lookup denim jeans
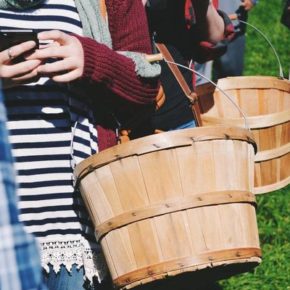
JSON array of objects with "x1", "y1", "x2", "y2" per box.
[
  {"x1": 43, "y1": 264, "x2": 112, "y2": 290},
  {"x1": 172, "y1": 120, "x2": 196, "y2": 130}
]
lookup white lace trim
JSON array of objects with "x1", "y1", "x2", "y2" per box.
[{"x1": 39, "y1": 237, "x2": 108, "y2": 283}]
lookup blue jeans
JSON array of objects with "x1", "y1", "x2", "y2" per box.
[
  {"x1": 172, "y1": 120, "x2": 196, "y2": 130},
  {"x1": 43, "y1": 264, "x2": 112, "y2": 290}
]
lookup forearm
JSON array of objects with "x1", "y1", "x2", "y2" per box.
[
  {"x1": 204, "y1": 3, "x2": 225, "y2": 43},
  {"x1": 191, "y1": 9, "x2": 235, "y2": 63},
  {"x1": 76, "y1": 36, "x2": 158, "y2": 105},
  {"x1": 194, "y1": 1, "x2": 225, "y2": 43},
  {"x1": 77, "y1": 0, "x2": 159, "y2": 105}
]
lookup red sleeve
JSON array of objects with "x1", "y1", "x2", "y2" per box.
[
  {"x1": 75, "y1": 0, "x2": 159, "y2": 105},
  {"x1": 212, "y1": 0, "x2": 219, "y2": 8}
]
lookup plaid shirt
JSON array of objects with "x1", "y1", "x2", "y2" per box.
[{"x1": 0, "y1": 90, "x2": 46, "y2": 290}]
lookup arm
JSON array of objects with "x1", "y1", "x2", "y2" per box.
[
  {"x1": 191, "y1": 0, "x2": 225, "y2": 43},
  {"x1": 190, "y1": 9, "x2": 235, "y2": 63},
  {"x1": 29, "y1": 0, "x2": 159, "y2": 105},
  {"x1": 204, "y1": 2, "x2": 225, "y2": 43},
  {"x1": 78, "y1": 0, "x2": 159, "y2": 105}
]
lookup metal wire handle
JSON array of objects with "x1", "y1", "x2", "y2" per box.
[
  {"x1": 164, "y1": 59, "x2": 250, "y2": 130},
  {"x1": 229, "y1": 14, "x2": 285, "y2": 79},
  {"x1": 145, "y1": 53, "x2": 250, "y2": 129}
]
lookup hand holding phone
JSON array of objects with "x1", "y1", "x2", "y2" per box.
[
  {"x1": 0, "y1": 30, "x2": 42, "y2": 88},
  {"x1": 0, "y1": 29, "x2": 39, "y2": 51},
  {"x1": 0, "y1": 29, "x2": 39, "y2": 63}
]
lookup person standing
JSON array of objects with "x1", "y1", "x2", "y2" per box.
[
  {"x1": 194, "y1": 0, "x2": 219, "y2": 86},
  {"x1": 0, "y1": 1, "x2": 159, "y2": 289},
  {"x1": 213, "y1": 0, "x2": 257, "y2": 79},
  {"x1": 142, "y1": 0, "x2": 234, "y2": 132}
]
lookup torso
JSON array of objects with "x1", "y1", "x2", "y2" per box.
[{"x1": 0, "y1": 0, "x2": 104, "y2": 278}]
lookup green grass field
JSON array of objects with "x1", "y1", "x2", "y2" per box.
[
  {"x1": 243, "y1": 0, "x2": 289, "y2": 78},
  {"x1": 218, "y1": 1, "x2": 290, "y2": 289}
]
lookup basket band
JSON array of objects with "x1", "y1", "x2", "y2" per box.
[
  {"x1": 254, "y1": 142, "x2": 290, "y2": 162},
  {"x1": 95, "y1": 190, "x2": 256, "y2": 241},
  {"x1": 113, "y1": 247, "x2": 262, "y2": 288},
  {"x1": 202, "y1": 109, "x2": 290, "y2": 129},
  {"x1": 254, "y1": 176, "x2": 290, "y2": 195}
]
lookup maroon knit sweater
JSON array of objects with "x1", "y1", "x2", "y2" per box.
[{"x1": 75, "y1": 0, "x2": 159, "y2": 151}]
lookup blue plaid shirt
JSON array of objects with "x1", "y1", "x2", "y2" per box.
[{"x1": 0, "y1": 89, "x2": 46, "y2": 290}]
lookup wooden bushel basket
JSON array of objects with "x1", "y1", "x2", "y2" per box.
[
  {"x1": 75, "y1": 126, "x2": 261, "y2": 289},
  {"x1": 198, "y1": 76, "x2": 290, "y2": 195}
]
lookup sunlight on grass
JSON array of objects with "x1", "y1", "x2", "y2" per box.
[
  {"x1": 243, "y1": 0, "x2": 289, "y2": 77},
  {"x1": 220, "y1": 185, "x2": 290, "y2": 290},
  {"x1": 218, "y1": 1, "x2": 290, "y2": 289}
]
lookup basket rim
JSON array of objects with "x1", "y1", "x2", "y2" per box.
[
  {"x1": 202, "y1": 109, "x2": 290, "y2": 129},
  {"x1": 216, "y1": 76, "x2": 290, "y2": 92},
  {"x1": 74, "y1": 126, "x2": 256, "y2": 184}
]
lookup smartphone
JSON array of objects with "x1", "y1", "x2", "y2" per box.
[
  {"x1": 0, "y1": 29, "x2": 39, "y2": 51},
  {"x1": 0, "y1": 29, "x2": 39, "y2": 62}
]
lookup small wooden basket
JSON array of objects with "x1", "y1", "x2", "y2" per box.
[
  {"x1": 198, "y1": 76, "x2": 290, "y2": 195},
  {"x1": 75, "y1": 126, "x2": 261, "y2": 289}
]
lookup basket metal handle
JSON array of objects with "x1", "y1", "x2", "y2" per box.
[{"x1": 229, "y1": 13, "x2": 285, "y2": 79}]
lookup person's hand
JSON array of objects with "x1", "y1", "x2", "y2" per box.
[
  {"x1": 0, "y1": 41, "x2": 41, "y2": 89},
  {"x1": 27, "y1": 30, "x2": 84, "y2": 83},
  {"x1": 241, "y1": 0, "x2": 255, "y2": 11}
]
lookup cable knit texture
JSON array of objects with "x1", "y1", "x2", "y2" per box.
[
  {"x1": 76, "y1": 0, "x2": 158, "y2": 103},
  {"x1": 74, "y1": 0, "x2": 158, "y2": 150}
]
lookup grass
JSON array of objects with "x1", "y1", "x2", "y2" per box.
[
  {"x1": 218, "y1": 1, "x2": 290, "y2": 289},
  {"x1": 243, "y1": 0, "x2": 289, "y2": 77},
  {"x1": 219, "y1": 186, "x2": 290, "y2": 290}
]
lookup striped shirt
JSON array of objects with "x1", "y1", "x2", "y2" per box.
[{"x1": 1, "y1": 0, "x2": 106, "y2": 282}]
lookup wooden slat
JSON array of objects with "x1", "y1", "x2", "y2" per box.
[{"x1": 137, "y1": 149, "x2": 183, "y2": 204}]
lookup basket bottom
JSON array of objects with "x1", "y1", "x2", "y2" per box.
[{"x1": 119, "y1": 257, "x2": 261, "y2": 290}]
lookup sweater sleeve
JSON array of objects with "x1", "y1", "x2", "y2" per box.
[{"x1": 75, "y1": 0, "x2": 159, "y2": 105}]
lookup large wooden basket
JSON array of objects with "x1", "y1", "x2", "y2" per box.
[
  {"x1": 198, "y1": 76, "x2": 290, "y2": 195},
  {"x1": 75, "y1": 126, "x2": 261, "y2": 289}
]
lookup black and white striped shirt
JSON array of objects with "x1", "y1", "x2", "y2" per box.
[{"x1": 1, "y1": 0, "x2": 105, "y2": 281}]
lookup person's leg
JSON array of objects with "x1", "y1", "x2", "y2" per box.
[{"x1": 213, "y1": 34, "x2": 246, "y2": 80}]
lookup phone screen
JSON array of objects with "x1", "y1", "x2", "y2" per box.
[{"x1": 0, "y1": 29, "x2": 39, "y2": 52}]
